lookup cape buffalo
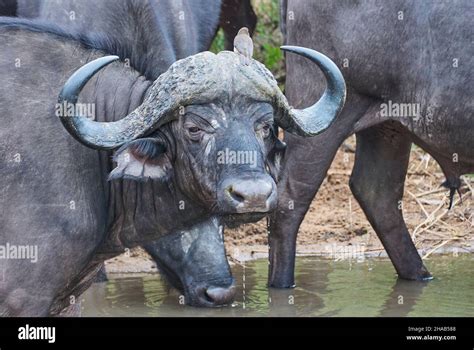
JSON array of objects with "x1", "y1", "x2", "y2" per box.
[
  {"x1": 13, "y1": 0, "x2": 258, "y2": 303},
  {"x1": 270, "y1": 0, "x2": 473, "y2": 288},
  {"x1": 0, "y1": 17, "x2": 345, "y2": 315}
]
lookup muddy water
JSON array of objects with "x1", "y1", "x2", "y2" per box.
[{"x1": 82, "y1": 255, "x2": 474, "y2": 317}]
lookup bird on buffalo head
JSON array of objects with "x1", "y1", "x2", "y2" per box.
[{"x1": 233, "y1": 27, "x2": 253, "y2": 65}]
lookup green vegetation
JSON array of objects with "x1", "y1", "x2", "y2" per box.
[
  {"x1": 252, "y1": 0, "x2": 284, "y2": 77},
  {"x1": 210, "y1": 29, "x2": 225, "y2": 53}
]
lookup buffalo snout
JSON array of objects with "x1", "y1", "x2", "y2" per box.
[
  {"x1": 219, "y1": 175, "x2": 277, "y2": 213},
  {"x1": 192, "y1": 283, "x2": 236, "y2": 307}
]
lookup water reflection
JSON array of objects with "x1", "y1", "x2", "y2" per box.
[
  {"x1": 82, "y1": 255, "x2": 474, "y2": 317},
  {"x1": 379, "y1": 279, "x2": 429, "y2": 317}
]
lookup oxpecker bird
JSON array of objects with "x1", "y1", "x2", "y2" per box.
[{"x1": 233, "y1": 27, "x2": 253, "y2": 65}]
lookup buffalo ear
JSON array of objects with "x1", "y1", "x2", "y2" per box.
[{"x1": 108, "y1": 138, "x2": 171, "y2": 181}]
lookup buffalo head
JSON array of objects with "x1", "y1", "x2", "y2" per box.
[
  {"x1": 58, "y1": 46, "x2": 345, "y2": 217},
  {"x1": 56, "y1": 46, "x2": 346, "y2": 306}
]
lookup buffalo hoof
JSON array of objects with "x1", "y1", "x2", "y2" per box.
[{"x1": 398, "y1": 265, "x2": 433, "y2": 281}]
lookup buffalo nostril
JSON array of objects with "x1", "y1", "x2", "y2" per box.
[
  {"x1": 227, "y1": 185, "x2": 246, "y2": 203},
  {"x1": 205, "y1": 285, "x2": 236, "y2": 305}
]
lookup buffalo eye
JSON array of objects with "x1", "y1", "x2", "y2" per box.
[
  {"x1": 260, "y1": 123, "x2": 272, "y2": 139},
  {"x1": 188, "y1": 126, "x2": 200, "y2": 133},
  {"x1": 185, "y1": 125, "x2": 203, "y2": 141}
]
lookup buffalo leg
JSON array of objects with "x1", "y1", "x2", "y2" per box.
[
  {"x1": 268, "y1": 131, "x2": 345, "y2": 288},
  {"x1": 268, "y1": 94, "x2": 375, "y2": 288},
  {"x1": 349, "y1": 123, "x2": 431, "y2": 280}
]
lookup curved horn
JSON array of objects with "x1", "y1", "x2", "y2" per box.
[
  {"x1": 277, "y1": 46, "x2": 346, "y2": 136},
  {"x1": 58, "y1": 56, "x2": 123, "y2": 149},
  {"x1": 58, "y1": 52, "x2": 224, "y2": 151},
  {"x1": 58, "y1": 56, "x2": 159, "y2": 150}
]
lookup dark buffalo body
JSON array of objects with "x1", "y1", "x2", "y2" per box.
[
  {"x1": 0, "y1": 0, "x2": 16, "y2": 16},
  {"x1": 0, "y1": 0, "x2": 233, "y2": 314},
  {"x1": 0, "y1": 0, "x2": 346, "y2": 315},
  {"x1": 12, "y1": 0, "x2": 238, "y2": 310},
  {"x1": 16, "y1": 0, "x2": 258, "y2": 58},
  {"x1": 11, "y1": 0, "x2": 259, "y2": 309},
  {"x1": 271, "y1": 0, "x2": 473, "y2": 288},
  {"x1": 17, "y1": 0, "x2": 221, "y2": 80}
]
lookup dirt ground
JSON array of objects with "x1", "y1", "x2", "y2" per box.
[{"x1": 105, "y1": 136, "x2": 474, "y2": 272}]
